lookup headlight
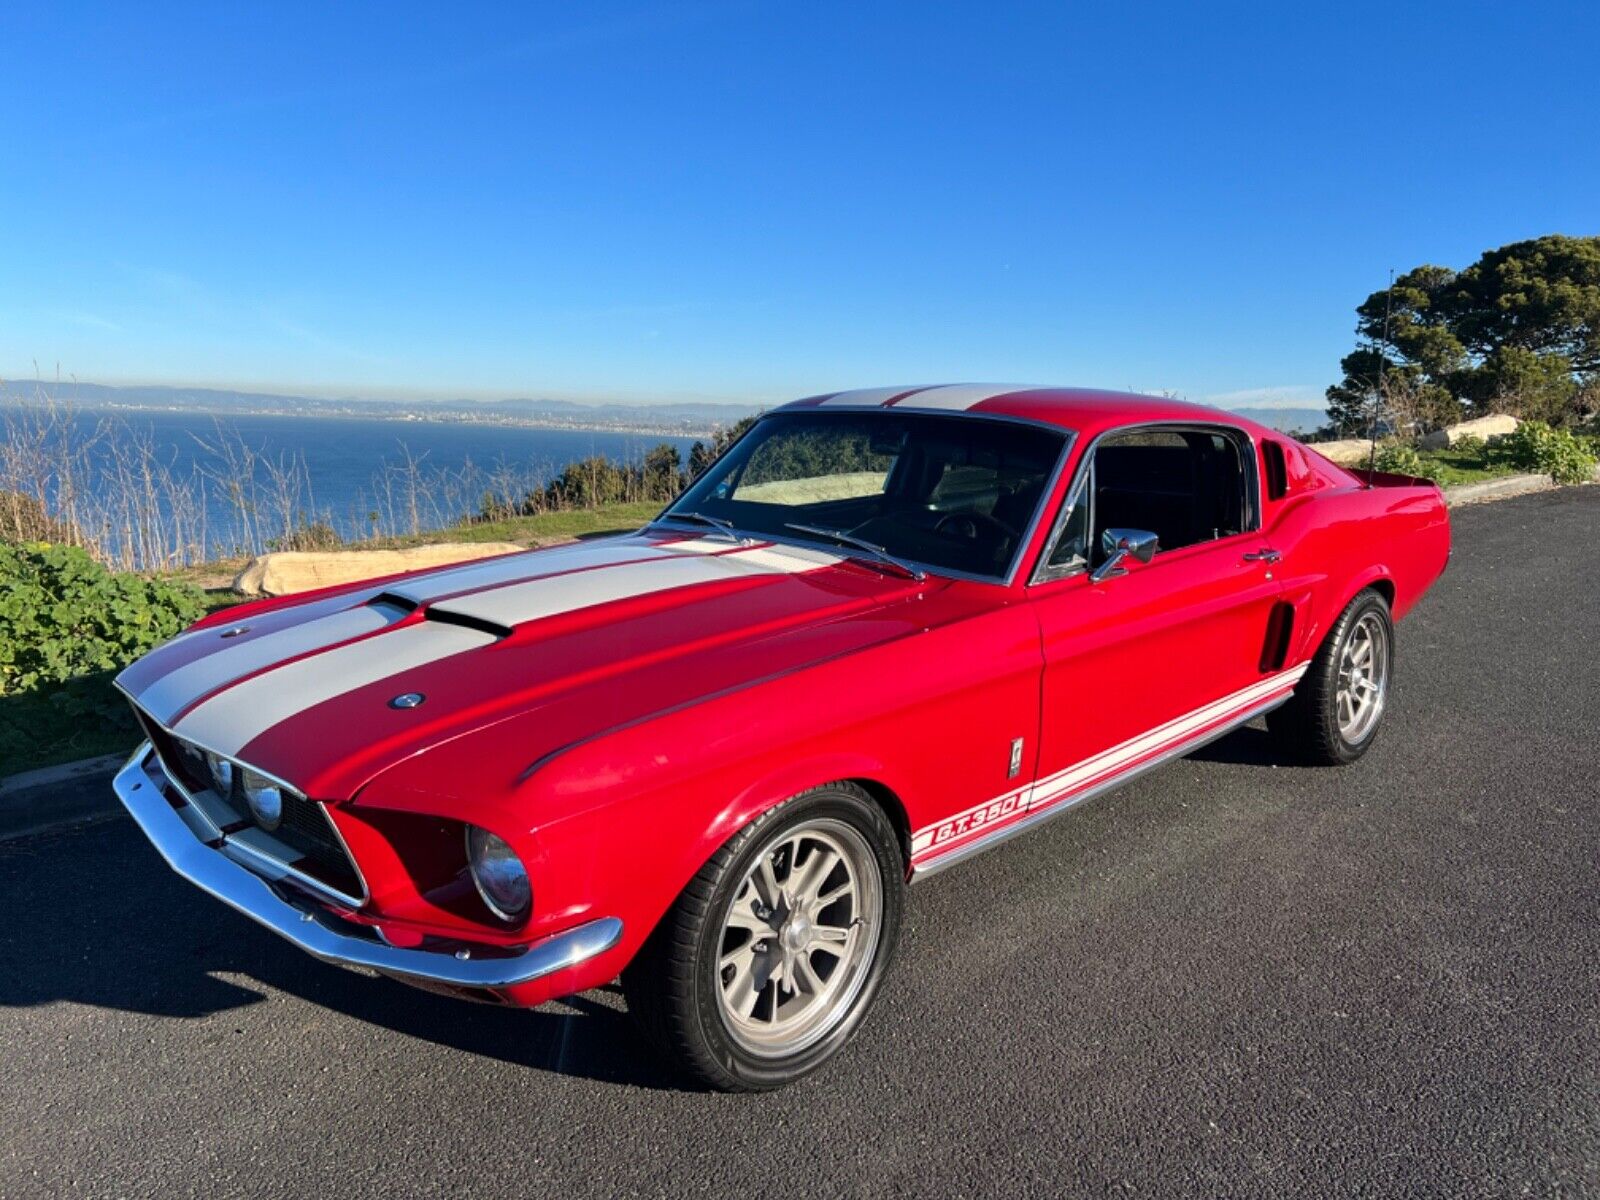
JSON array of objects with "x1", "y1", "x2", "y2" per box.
[
  {"x1": 240, "y1": 768, "x2": 284, "y2": 831},
  {"x1": 465, "y1": 825, "x2": 530, "y2": 922},
  {"x1": 203, "y1": 750, "x2": 235, "y2": 796}
]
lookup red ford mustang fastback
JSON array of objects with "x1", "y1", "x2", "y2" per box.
[{"x1": 112, "y1": 385, "x2": 1450, "y2": 1089}]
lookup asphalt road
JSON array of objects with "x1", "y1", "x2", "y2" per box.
[{"x1": 3, "y1": 487, "x2": 1597, "y2": 1199}]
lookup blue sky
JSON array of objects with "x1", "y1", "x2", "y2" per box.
[{"x1": 3, "y1": 2, "x2": 1597, "y2": 410}]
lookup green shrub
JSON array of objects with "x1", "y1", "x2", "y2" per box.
[
  {"x1": 1372, "y1": 441, "x2": 1441, "y2": 481},
  {"x1": 1487, "y1": 421, "x2": 1598, "y2": 485},
  {"x1": 0, "y1": 541, "x2": 205, "y2": 693},
  {"x1": 0, "y1": 543, "x2": 205, "y2": 768},
  {"x1": 1450, "y1": 433, "x2": 1487, "y2": 460}
]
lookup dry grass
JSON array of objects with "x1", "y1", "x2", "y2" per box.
[{"x1": 1, "y1": 380, "x2": 672, "y2": 575}]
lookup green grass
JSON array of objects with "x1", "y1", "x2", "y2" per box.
[
  {"x1": 388, "y1": 501, "x2": 662, "y2": 547},
  {"x1": 1415, "y1": 448, "x2": 1520, "y2": 487}
]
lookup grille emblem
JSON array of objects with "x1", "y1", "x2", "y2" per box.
[{"x1": 389, "y1": 692, "x2": 426, "y2": 709}]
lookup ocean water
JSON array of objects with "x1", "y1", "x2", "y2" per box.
[{"x1": 14, "y1": 409, "x2": 700, "y2": 552}]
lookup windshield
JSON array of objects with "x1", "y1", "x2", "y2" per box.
[{"x1": 663, "y1": 411, "x2": 1069, "y2": 580}]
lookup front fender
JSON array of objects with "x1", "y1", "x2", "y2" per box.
[{"x1": 352, "y1": 596, "x2": 1040, "y2": 1002}]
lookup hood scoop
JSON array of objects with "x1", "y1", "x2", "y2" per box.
[
  {"x1": 370, "y1": 592, "x2": 512, "y2": 640},
  {"x1": 419, "y1": 605, "x2": 514, "y2": 640}
]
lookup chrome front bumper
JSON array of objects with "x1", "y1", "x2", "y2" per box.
[{"x1": 112, "y1": 744, "x2": 622, "y2": 991}]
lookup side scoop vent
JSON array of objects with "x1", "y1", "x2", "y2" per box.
[{"x1": 1259, "y1": 601, "x2": 1296, "y2": 672}]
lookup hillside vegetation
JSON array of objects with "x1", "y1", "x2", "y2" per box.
[{"x1": 1324, "y1": 235, "x2": 1600, "y2": 438}]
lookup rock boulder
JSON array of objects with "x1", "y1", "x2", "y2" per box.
[{"x1": 234, "y1": 543, "x2": 525, "y2": 597}]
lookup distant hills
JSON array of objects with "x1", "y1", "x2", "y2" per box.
[
  {"x1": 1224, "y1": 406, "x2": 1327, "y2": 434},
  {"x1": 0, "y1": 380, "x2": 756, "y2": 437},
  {"x1": 0, "y1": 380, "x2": 1327, "y2": 438}
]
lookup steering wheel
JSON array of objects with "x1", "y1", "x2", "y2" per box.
[{"x1": 934, "y1": 511, "x2": 1017, "y2": 542}]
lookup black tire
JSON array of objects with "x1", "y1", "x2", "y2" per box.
[
  {"x1": 1267, "y1": 588, "x2": 1394, "y2": 765},
  {"x1": 622, "y1": 782, "x2": 904, "y2": 1091}
]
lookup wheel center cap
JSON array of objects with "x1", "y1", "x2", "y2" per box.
[{"x1": 781, "y1": 917, "x2": 811, "y2": 951}]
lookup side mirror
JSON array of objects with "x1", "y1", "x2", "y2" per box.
[{"x1": 1090, "y1": 527, "x2": 1159, "y2": 583}]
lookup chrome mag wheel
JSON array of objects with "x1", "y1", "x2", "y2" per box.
[
  {"x1": 714, "y1": 819, "x2": 883, "y2": 1058},
  {"x1": 1337, "y1": 610, "x2": 1390, "y2": 743}
]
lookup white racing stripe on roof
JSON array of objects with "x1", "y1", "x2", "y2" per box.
[
  {"x1": 816, "y1": 386, "x2": 923, "y2": 407},
  {"x1": 890, "y1": 384, "x2": 1035, "y2": 410},
  {"x1": 136, "y1": 603, "x2": 401, "y2": 726},
  {"x1": 174, "y1": 621, "x2": 498, "y2": 758}
]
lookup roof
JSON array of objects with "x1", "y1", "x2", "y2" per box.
[{"x1": 779, "y1": 384, "x2": 1273, "y2": 442}]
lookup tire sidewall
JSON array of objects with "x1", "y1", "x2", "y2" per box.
[
  {"x1": 687, "y1": 789, "x2": 904, "y2": 1090},
  {"x1": 1320, "y1": 591, "x2": 1394, "y2": 761}
]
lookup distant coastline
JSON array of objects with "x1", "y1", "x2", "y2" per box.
[
  {"x1": 17, "y1": 402, "x2": 732, "y2": 440},
  {"x1": 0, "y1": 379, "x2": 1326, "y2": 438},
  {"x1": 0, "y1": 380, "x2": 758, "y2": 440}
]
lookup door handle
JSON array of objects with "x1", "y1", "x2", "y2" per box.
[{"x1": 1243, "y1": 548, "x2": 1282, "y2": 564}]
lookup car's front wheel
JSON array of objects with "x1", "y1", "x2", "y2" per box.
[
  {"x1": 623, "y1": 783, "x2": 904, "y2": 1091},
  {"x1": 1268, "y1": 587, "x2": 1394, "y2": 764}
]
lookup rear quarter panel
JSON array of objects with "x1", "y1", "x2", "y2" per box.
[{"x1": 1266, "y1": 457, "x2": 1451, "y2": 663}]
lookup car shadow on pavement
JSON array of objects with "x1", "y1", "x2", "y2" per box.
[
  {"x1": 0, "y1": 821, "x2": 700, "y2": 1092},
  {"x1": 1183, "y1": 723, "x2": 1293, "y2": 767}
]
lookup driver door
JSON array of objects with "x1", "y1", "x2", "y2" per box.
[{"x1": 1024, "y1": 425, "x2": 1288, "y2": 814}]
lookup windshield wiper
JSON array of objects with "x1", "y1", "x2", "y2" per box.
[
  {"x1": 784, "y1": 523, "x2": 926, "y2": 582},
  {"x1": 654, "y1": 510, "x2": 749, "y2": 545}
]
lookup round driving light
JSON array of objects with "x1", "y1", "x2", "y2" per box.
[
  {"x1": 240, "y1": 769, "x2": 284, "y2": 831},
  {"x1": 465, "y1": 826, "x2": 531, "y2": 922},
  {"x1": 203, "y1": 750, "x2": 235, "y2": 796}
]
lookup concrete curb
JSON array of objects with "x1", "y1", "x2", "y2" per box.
[
  {"x1": 1442, "y1": 473, "x2": 1554, "y2": 506},
  {"x1": 0, "y1": 752, "x2": 127, "y2": 798},
  {"x1": 0, "y1": 752, "x2": 129, "y2": 841}
]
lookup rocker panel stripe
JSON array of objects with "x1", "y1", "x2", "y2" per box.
[{"x1": 909, "y1": 664, "x2": 1309, "y2": 860}]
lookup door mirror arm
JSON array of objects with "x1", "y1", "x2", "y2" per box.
[{"x1": 1090, "y1": 528, "x2": 1159, "y2": 583}]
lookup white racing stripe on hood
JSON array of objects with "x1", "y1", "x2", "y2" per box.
[
  {"x1": 387, "y1": 539, "x2": 664, "y2": 604},
  {"x1": 728, "y1": 544, "x2": 843, "y2": 571},
  {"x1": 174, "y1": 621, "x2": 498, "y2": 758},
  {"x1": 426, "y1": 542, "x2": 835, "y2": 629},
  {"x1": 136, "y1": 603, "x2": 402, "y2": 726},
  {"x1": 384, "y1": 535, "x2": 744, "y2": 606},
  {"x1": 154, "y1": 538, "x2": 837, "y2": 757}
]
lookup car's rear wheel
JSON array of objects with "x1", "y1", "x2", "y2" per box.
[
  {"x1": 1268, "y1": 587, "x2": 1394, "y2": 765},
  {"x1": 622, "y1": 783, "x2": 904, "y2": 1091}
]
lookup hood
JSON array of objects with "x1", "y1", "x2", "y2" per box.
[{"x1": 117, "y1": 532, "x2": 940, "y2": 799}]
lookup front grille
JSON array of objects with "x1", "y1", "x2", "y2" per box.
[
  {"x1": 272, "y1": 793, "x2": 361, "y2": 889},
  {"x1": 130, "y1": 701, "x2": 366, "y2": 904}
]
